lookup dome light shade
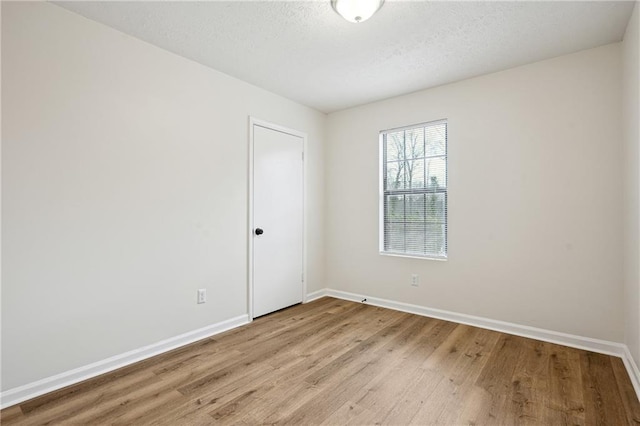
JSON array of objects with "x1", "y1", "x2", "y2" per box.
[{"x1": 331, "y1": 0, "x2": 385, "y2": 23}]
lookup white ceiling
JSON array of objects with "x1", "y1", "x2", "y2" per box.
[{"x1": 54, "y1": 1, "x2": 636, "y2": 113}]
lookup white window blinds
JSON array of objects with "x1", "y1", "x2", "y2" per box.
[{"x1": 380, "y1": 120, "x2": 447, "y2": 259}]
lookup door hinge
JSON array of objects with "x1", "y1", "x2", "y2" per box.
[
  {"x1": 302, "y1": 151, "x2": 304, "y2": 161},
  {"x1": 301, "y1": 273, "x2": 304, "y2": 282}
]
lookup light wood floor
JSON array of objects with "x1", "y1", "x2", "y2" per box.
[{"x1": 2, "y1": 297, "x2": 640, "y2": 425}]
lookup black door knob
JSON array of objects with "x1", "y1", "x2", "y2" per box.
[{"x1": 255, "y1": 228, "x2": 264, "y2": 235}]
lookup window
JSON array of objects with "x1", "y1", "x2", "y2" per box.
[{"x1": 380, "y1": 120, "x2": 447, "y2": 259}]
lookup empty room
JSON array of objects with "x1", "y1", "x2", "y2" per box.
[{"x1": 2, "y1": 0, "x2": 640, "y2": 424}]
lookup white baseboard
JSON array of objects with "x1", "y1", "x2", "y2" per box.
[
  {"x1": 622, "y1": 345, "x2": 640, "y2": 400},
  {"x1": 0, "y1": 314, "x2": 250, "y2": 410},
  {"x1": 310, "y1": 288, "x2": 640, "y2": 401},
  {"x1": 4, "y1": 290, "x2": 639, "y2": 410},
  {"x1": 305, "y1": 289, "x2": 329, "y2": 302}
]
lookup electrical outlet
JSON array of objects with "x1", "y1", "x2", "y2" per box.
[
  {"x1": 197, "y1": 289, "x2": 207, "y2": 304},
  {"x1": 411, "y1": 274, "x2": 419, "y2": 287}
]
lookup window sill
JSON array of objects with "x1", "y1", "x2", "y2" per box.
[{"x1": 379, "y1": 251, "x2": 448, "y2": 261}]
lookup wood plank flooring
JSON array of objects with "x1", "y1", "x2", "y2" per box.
[{"x1": 2, "y1": 297, "x2": 640, "y2": 425}]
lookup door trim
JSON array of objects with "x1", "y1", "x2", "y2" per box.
[{"x1": 248, "y1": 117, "x2": 307, "y2": 321}]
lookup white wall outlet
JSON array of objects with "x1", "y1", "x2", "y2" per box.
[
  {"x1": 197, "y1": 289, "x2": 206, "y2": 304},
  {"x1": 411, "y1": 274, "x2": 419, "y2": 287}
]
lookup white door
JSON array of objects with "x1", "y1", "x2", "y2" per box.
[{"x1": 252, "y1": 123, "x2": 304, "y2": 318}]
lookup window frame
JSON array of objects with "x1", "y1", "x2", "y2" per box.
[{"x1": 379, "y1": 119, "x2": 448, "y2": 260}]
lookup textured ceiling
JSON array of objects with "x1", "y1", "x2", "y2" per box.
[{"x1": 54, "y1": 1, "x2": 635, "y2": 113}]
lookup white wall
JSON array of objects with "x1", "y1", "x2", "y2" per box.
[
  {"x1": 623, "y1": 3, "x2": 640, "y2": 366},
  {"x1": 326, "y1": 44, "x2": 624, "y2": 342},
  {"x1": 1, "y1": 2, "x2": 325, "y2": 391}
]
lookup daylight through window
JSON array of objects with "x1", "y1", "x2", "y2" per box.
[{"x1": 380, "y1": 120, "x2": 447, "y2": 259}]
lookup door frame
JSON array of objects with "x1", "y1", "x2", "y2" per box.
[{"x1": 248, "y1": 117, "x2": 308, "y2": 321}]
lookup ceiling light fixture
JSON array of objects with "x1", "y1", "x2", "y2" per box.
[{"x1": 331, "y1": 0, "x2": 384, "y2": 23}]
